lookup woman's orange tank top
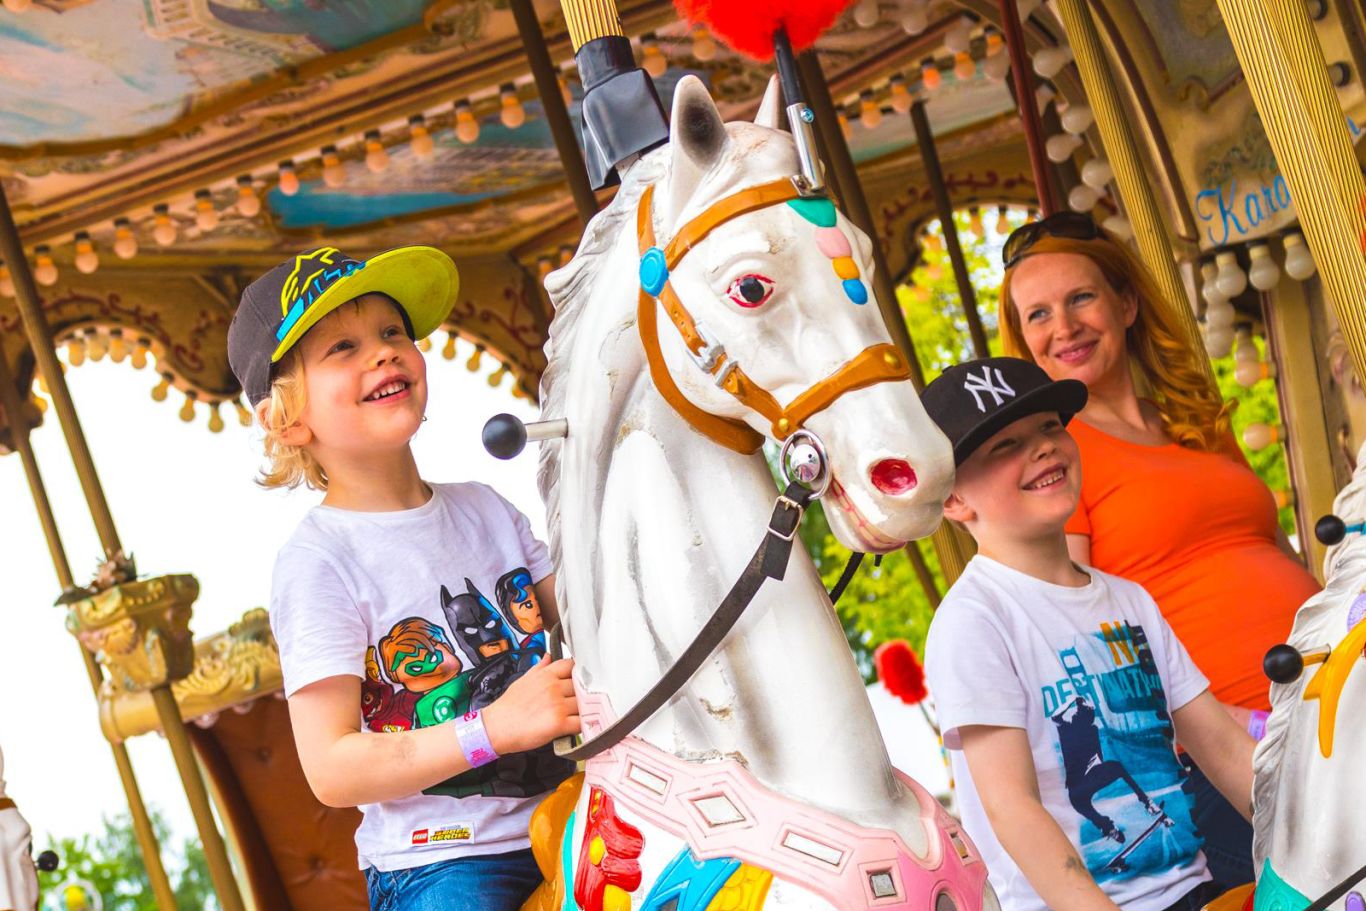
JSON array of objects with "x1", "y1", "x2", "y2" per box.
[{"x1": 1065, "y1": 418, "x2": 1320, "y2": 710}]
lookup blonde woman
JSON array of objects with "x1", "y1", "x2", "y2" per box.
[{"x1": 997, "y1": 213, "x2": 1319, "y2": 889}]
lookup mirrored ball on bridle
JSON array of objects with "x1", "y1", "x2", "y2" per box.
[{"x1": 787, "y1": 443, "x2": 823, "y2": 485}]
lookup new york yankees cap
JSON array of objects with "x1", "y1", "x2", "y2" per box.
[
  {"x1": 921, "y1": 357, "x2": 1088, "y2": 466},
  {"x1": 228, "y1": 245, "x2": 459, "y2": 406}
]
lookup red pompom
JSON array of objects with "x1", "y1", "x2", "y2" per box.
[
  {"x1": 673, "y1": 0, "x2": 854, "y2": 60},
  {"x1": 875, "y1": 640, "x2": 928, "y2": 705}
]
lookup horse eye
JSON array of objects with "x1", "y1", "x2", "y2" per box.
[{"x1": 728, "y1": 274, "x2": 774, "y2": 309}]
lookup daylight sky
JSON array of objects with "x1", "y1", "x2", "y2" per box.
[{"x1": 0, "y1": 346, "x2": 944, "y2": 855}]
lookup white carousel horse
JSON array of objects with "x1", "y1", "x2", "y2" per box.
[
  {"x1": 531, "y1": 74, "x2": 994, "y2": 911},
  {"x1": 1245, "y1": 442, "x2": 1366, "y2": 911},
  {"x1": 0, "y1": 745, "x2": 39, "y2": 911}
]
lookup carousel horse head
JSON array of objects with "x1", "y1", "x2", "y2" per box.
[
  {"x1": 1248, "y1": 440, "x2": 1366, "y2": 911},
  {"x1": 0, "y1": 744, "x2": 40, "y2": 911},
  {"x1": 632, "y1": 74, "x2": 953, "y2": 551}
]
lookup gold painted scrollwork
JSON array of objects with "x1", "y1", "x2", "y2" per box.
[{"x1": 66, "y1": 574, "x2": 199, "y2": 693}]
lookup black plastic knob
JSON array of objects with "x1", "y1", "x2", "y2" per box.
[
  {"x1": 36, "y1": 849, "x2": 59, "y2": 872},
  {"x1": 1264, "y1": 643, "x2": 1306, "y2": 684},
  {"x1": 482, "y1": 413, "x2": 528, "y2": 460},
  {"x1": 1316, "y1": 514, "x2": 1347, "y2": 545}
]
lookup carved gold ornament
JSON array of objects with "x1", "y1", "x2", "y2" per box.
[{"x1": 66, "y1": 574, "x2": 199, "y2": 692}]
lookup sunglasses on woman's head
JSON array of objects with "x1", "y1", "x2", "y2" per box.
[{"x1": 1002, "y1": 212, "x2": 1102, "y2": 270}]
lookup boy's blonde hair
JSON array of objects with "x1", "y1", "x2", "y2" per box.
[{"x1": 256, "y1": 350, "x2": 329, "y2": 490}]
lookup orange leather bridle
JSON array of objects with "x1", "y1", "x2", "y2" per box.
[{"x1": 636, "y1": 178, "x2": 911, "y2": 455}]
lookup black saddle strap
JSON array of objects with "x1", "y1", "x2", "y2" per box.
[
  {"x1": 552, "y1": 482, "x2": 814, "y2": 761},
  {"x1": 1305, "y1": 861, "x2": 1366, "y2": 911}
]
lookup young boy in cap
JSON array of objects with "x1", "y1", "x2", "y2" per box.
[
  {"x1": 920, "y1": 357, "x2": 1255, "y2": 911},
  {"x1": 228, "y1": 246, "x2": 579, "y2": 911}
]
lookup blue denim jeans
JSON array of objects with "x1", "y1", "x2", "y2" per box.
[
  {"x1": 364, "y1": 848, "x2": 543, "y2": 911},
  {"x1": 1161, "y1": 879, "x2": 1226, "y2": 911},
  {"x1": 1182, "y1": 755, "x2": 1255, "y2": 888}
]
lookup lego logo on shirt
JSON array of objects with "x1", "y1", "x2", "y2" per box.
[{"x1": 411, "y1": 823, "x2": 473, "y2": 847}]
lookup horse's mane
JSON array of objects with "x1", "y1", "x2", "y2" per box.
[
  {"x1": 536, "y1": 151, "x2": 668, "y2": 581},
  {"x1": 1251, "y1": 446, "x2": 1366, "y2": 863}
]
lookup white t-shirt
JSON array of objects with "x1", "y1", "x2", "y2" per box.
[
  {"x1": 270, "y1": 481, "x2": 568, "y2": 872},
  {"x1": 925, "y1": 555, "x2": 1212, "y2": 911}
]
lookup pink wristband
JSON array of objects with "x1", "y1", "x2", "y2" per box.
[
  {"x1": 455, "y1": 710, "x2": 499, "y2": 768},
  {"x1": 1247, "y1": 709, "x2": 1269, "y2": 741}
]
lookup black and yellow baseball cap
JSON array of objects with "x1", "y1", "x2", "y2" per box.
[{"x1": 228, "y1": 245, "x2": 459, "y2": 405}]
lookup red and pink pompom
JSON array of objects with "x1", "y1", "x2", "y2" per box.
[
  {"x1": 875, "y1": 639, "x2": 928, "y2": 705},
  {"x1": 672, "y1": 0, "x2": 854, "y2": 60}
]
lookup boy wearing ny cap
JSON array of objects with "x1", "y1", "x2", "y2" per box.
[
  {"x1": 228, "y1": 246, "x2": 579, "y2": 911},
  {"x1": 920, "y1": 357, "x2": 1254, "y2": 911}
]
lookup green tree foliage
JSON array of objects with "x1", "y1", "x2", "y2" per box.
[
  {"x1": 37, "y1": 809, "x2": 217, "y2": 911},
  {"x1": 803, "y1": 207, "x2": 1299, "y2": 679}
]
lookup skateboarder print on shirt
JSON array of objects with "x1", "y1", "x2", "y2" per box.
[{"x1": 1051, "y1": 695, "x2": 1173, "y2": 855}]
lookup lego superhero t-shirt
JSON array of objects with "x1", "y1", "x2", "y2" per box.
[
  {"x1": 925, "y1": 556, "x2": 1212, "y2": 911},
  {"x1": 270, "y1": 481, "x2": 569, "y2": 872}
]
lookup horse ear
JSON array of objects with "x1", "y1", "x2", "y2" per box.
[
  {"x1": 755, "y1": 75, "x2": 783, "y2": 129},
  {"x1": 668, "y1": 75, "x2": 728, "y2": 225}
]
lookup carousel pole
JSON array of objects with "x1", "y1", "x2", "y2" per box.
[
  {"x1": 0, "y1": 345, "x2": 178, "y2": 911},
  {"x1": 1053, "y1": 0, "x2": 1213, "y2": 386},
  {"x1": 1214, "y1": 0, "x2": 1366, "y2": 379},
  {"x1": 509, "y1": 0, "x2": 598, "y2": 226},
  {"x1": 795, "y1": 51, "x2": 971, "y2": 583},
  {"x1": 796, "y1": 51, "x2": 921, "y2": 380},
  {"x1": 998, "y1": 0, "x2": 1057, "y2": 215},
  {"x1": 909, "y1": 100, "x2": 990, "y2": 359},
  {"x1": 0, "y1": 191, "x2": 247, "y2": 911}
]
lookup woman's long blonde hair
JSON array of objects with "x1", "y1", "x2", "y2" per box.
[
  {"x1": 255, "y1": 351, "x2": 329, "y2": 490},
  {"x1": 999, "y1": 231, "x2": 1231, "y2": 451}
]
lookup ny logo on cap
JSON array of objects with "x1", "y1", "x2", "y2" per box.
[{"x1": 963, "y1": 366, "x2": 1016, "y2": 413}]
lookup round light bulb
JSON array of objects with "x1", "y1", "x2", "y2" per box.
[
  {"x1": 1200, "y1": 262, "x2": 1226, "y2": 308},
  {"x1": 1045, "y1": 133, "x2": 1082, "y2": 162},
  {"x1": 1068, "y1": 184, "x2": 1100, "y2": 212},
  {"x1": 277, "y1": 161, "x2": 300, "y2": 196},
  {"x1": 1205, "y1": 298, "x2": 1236, "y2": 329},
  {"x1": 986, "y1": 31, "x2": 1004, "y2": 57},
  {"x1": 984, "y1": 50, "x2": 1011, "y2": 81},
  {"x1": 499, "y1": 85, "x2": 525, "y2": 129},
  {"x1": 921, "y1": 59, "x2": 942, "y2": 91},
  {"x1": 442, "y1": 333, "x2": 457, "y2": 360},
  {"x1": 153, "y1": 208, "x2": 177, "y2": 246},
  {"x1": 195, "y1": 191, "x2": 219, "y2": 232},
  {"x1": 995, "y1": 206, "x2": 1011, "y2": 235},
  {"x1": 1035, "y1": 83, "x2": 1056, "y2": 112},
  {"x1": 454, "y1": 102, "x2": 480, "y2": 144},
  {"x1": 130, "y1": 339, "x2": 149, "y2": 370},
  {"x1": 466, "y1": 346, "x2": 483, "y2": 372},
  {"x1": 0, "y1": 264, "x2": 12, "y2": 297},
  {"x1": 151, "y1": 375, "x2": 170, "y2": 402},
  {"x1": 1247, "y1": 243, "x2": 1280, "y2": 291},
  {"x1": 901, "y1": 6, "x2": 929, "y2": 34},
  {"x1": 1235, "y1": 359, "x2": 1273, "y2": 387},
  {"x1": 488, "y1": 364, "x2": 508, "y2": 388},
  {"x1": 108, "y1": 330, "x2": 127, "y2": 363},
  {"x1": 85, "y1": 330, "x2": 107, "y2": 361},
  {"x1": 363, "y1": 131, "x2": 389, "y2": 173},
  {"x1": 235, "y1": 398, "x2": 252, "y2": 426},
  {"x1": 1242, "y1": 422, "x2": 1279, "y2": 451},
  {"x1": 67, "y1": 338, "x2": 86, "y2": 367},
  {"x1": 969, "y1": 207, "x2": 985, "y2": 237},
  {"x1": 208, "y1": 403, "x2": 225, "y2": 433},
  {"x1": 1081, "y1": 158, "x2": 1113, "y2": 189},
  {"x1": 954, "y1": 52, "x2": 976, "y2": 81},
  {"x1": 859, "y1": 92, "x2": 882, "y2": 129},
  {"x1": 1282, "y1": 232, "x2": 1316, "y2": 280},
  {"x1": 853, "y1": 0, "x2": 880, "y2": 29},
  {"x1": 889, "y1": 77, "x2": 912, "y2": 114},
  {"x1": 409, "y1": 116, "x2": 435, "y2": 160},
  {"x1": 112, "y1": 219, "x2": 138, "y2": 259},
  {"x1": 1234, "y1": 327, "x2": 1257, "y2": 361},
  {"x1": 945, "y1": 16, "x2": 974, "y2": 54},
  {"x1": 1215, "y1": 250, "x2": 1247, "y2": 298},
  {"x1": 1033, "y1": 45, "x2": 1073, "y2": 79},
  {"x1": 1060, "y1": 103, "x2": 1094, "y2": 134},
  {"x1": 179, "y1": 394, "x2": 197, "y2": 422},
  {"x1": 692, "y1": 26, "x2": 716, "y2": 61},
  {"x1": 321, "y1": 147, "x2": 345, "y2": 188},
  {"x1": 1101, "y1": 214, "x2": 1132, "y2": 239},
  {"x1": 641, "y1": 38, "x2": 667, "y2": 78},
  {"x1": 236, "y1": 177, "x2": 261, "y2": 217},
  {"x1": 73, "y1": 232, "x2": 99, "y2": 274},
  {"x1": 1204, "y1": 325, "x2": 1234, "y2": 358},
  {"x1": 33, "y1": 246, "x2": 57, "y2": 286}
]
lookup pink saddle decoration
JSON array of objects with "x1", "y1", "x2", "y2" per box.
[{"x1": 576, "y1": 683, "x2": 990, "y2": 910}]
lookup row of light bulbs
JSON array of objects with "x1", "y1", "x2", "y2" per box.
[
  {"x1": 899, "y1": 0, "x2": 1045, "y2": 38},
  {"x1": 1201, "y1": 233, "x2": 1317, "y2": 359},
  {"x1": 417, "y1": 332, "x2": 528, "y2": 397}
]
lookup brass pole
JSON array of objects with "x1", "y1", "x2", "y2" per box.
[
  {"x1": 998, "y1": 0, "x2": 1057, "y2": 214},
  {"x1": 0, "y1": 341, "x2": 178, "y2": 910},
  {"x1": 797, "y1": 51, "x2": 922, "y2": 384},
  {"x1": 910, "y1": 100, "x2": 990, "y2": 359},
  {"x1": 0, "y1": 188, "x2": 246, "y2": 911},
  {"x1": 1213, "y1": 0, "x2": 1366, "y2": 380},
  {"x1": 510, "y1": 0, "x2": 598, "y2": 227},
  {"x1": 0, "y1": 192, "x2": 122, "y2": 559},
  {"x1": 904, "y1": 541, "x2": 941, "y2": 609},
  {"x1": 1054, "y1": 0, "x2": 1214, "y2": 388}
]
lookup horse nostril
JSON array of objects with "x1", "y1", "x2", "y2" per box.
[{"x1": 871, "y1": 459, "x2": 918, "y2": 495}]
